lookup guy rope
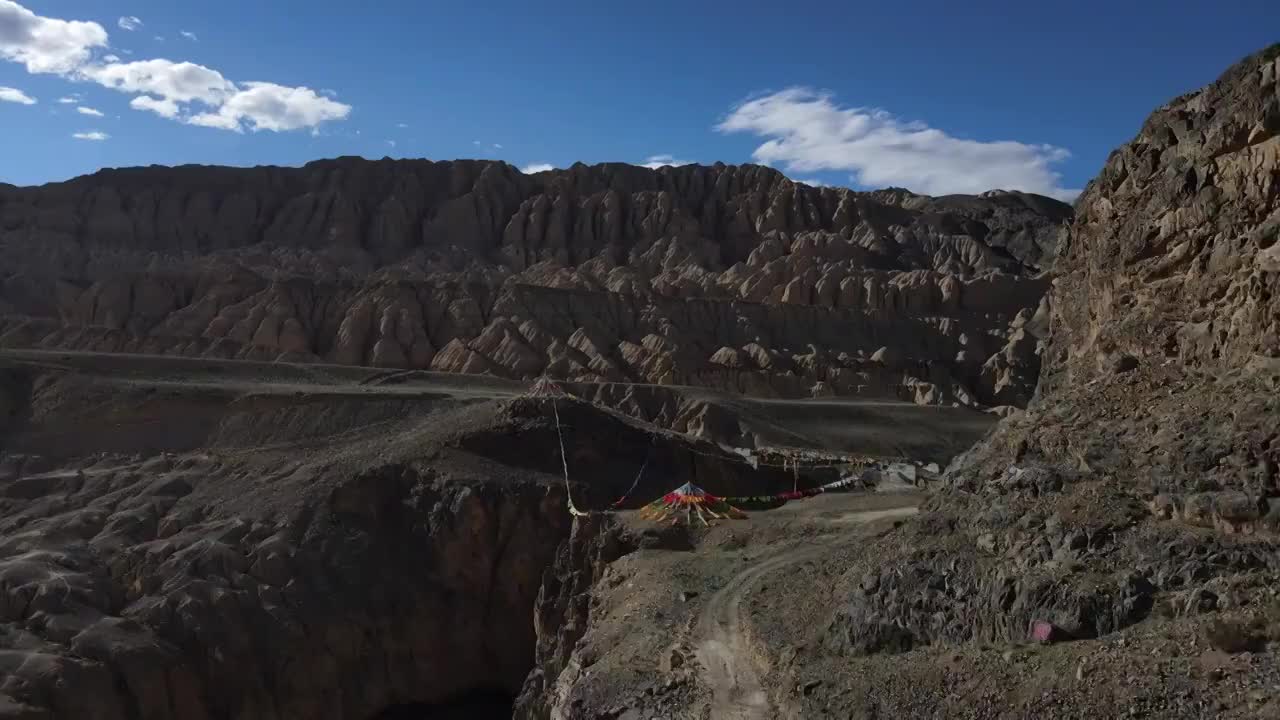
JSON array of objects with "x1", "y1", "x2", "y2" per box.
[
  {"x1": 611, "y1": 440, "x2": 653, "y2": 508},
  {"x1": 550, "y1": 396, "x2": 589, "y2": 517},
  {"x1": 527, "y1": 376, "x2": 589, "y2": 517},
  {"x1": 523, "y1": 376, "x2": 904, "y2": 524}
]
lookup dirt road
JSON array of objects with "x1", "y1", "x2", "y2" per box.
[
  {"x1": 693, "y1": 497, "x2": 920, "y2": 719},
  {"x1": 0, "y1": 349, "x2": 993, "y2": 463}
]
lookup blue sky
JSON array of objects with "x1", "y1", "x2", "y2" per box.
[{"x1": 1, "y1": 0, "x2": 1276, "y2": 197}]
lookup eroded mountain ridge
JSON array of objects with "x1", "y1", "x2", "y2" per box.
[{"x1": 0, "y1": 161, "x2": 1071, "y2": 408}]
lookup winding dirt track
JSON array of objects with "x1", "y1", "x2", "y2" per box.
[{"x1": 693, "y1": 503, "x2": 919, "y2": 720}]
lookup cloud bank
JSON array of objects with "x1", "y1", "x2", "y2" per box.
[
  {"x1": 716, "y1": 87, "x2": 1078, "y2": 201},
  {"x1": 0, "y1": 0, "x2": 109, "y2": 73},
  {"x1": 0, "y1": 1, "x2": 349, "y2": 134}
]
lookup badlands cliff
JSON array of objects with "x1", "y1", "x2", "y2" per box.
[{"x1": 0, "y1": 161, "x2": 1071, "y2": 408}]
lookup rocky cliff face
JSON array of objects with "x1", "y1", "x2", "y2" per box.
[
  {"x1": 955, "y1": 43, "x2": 1280, "y2": 506},
  {"x1": 0, "y1": 453, "x2": 570, "y2": 719},
  {"x1": 0, "y1": 161, "x2": 1071, "y2": 408},
  {"x1": 817, "y1": 45, "x2": 1280, "y2": 675},
  {"x1": 513, "y1": 514, "x2": 638, "y2": 720}
]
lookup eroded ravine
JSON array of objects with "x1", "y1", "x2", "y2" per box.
[{"x1": 6, "y1": 354, "x2": 864, "y2": 719}]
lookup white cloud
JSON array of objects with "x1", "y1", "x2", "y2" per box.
[
  {"x1": 386, "y1": 139, "x2": 396, "y2": 147},
  {"x1": 72, "y1": 130, "x2": 108, "y2": 140},
  {"x1": 153, "y1": 35, "x2": 163, "y2": 42},
  {"x1": 185, "y1": 111, "x2": 236, "y2": 130},
  {"x1": 493, "y1": 143, "x2": 503, "y2": 149},
  {"x1": 794, "y1": 177, "x2": 829, "y2": 187},
  {"x1": 128, "y1": 94, "x2": 177, "y2": 118},
  {"x1": 521, "y1": 163, "x2": 555, "y2": 174},
  {"x1": 472, "y1": 140, "x2": 481, "y2": 146},
  {"x1": 0, "y1": 0, "x2": 109, "y2": 73},
  {"x1": 56, "y1": 94, "x2": 79, "y2": 103},
  {"x1": 180, "y1": 30, "x2": 197, "y2": 41},
  {"x1": 396, "y1": 122, "x2": 408, "y2": 128},
  {"x1": 641, "y1": 153, "x2": 694, "y2": 169},
  {"x1": 0, "y1": 85, "x2": 35, "y2": 104},
  {"x1": 85, "y1": 60, "x2": 351, "y2": 133},
  {"x1": 0, "y1": 1, "x2": 350, "y2": 134},
  {"x1": 76, "y1": 105, "x2": 102, "y2": 116},
  {"x1": 82, "y1": 58, "x2": 235, "y2": 104},
  {"x1": 186, "y1": 82, "x2": 351, "y2": 132},
  {"x1": 717, "y1": 87, "x2": 1078, "y2": 201},
  {"x1": 319, "y1": 88, "x2": 336, "y2": 97}
]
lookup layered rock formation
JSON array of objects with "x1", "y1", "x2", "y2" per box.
[
  {"x1": 817, "y1": 43, "x2": 1280, "y2": 675},
  {"x1": 0, "y1": 359, "x2": 817, "y2": 719},
  {"x1": 0, "y1": 161, "x2": 1071, "y2": 408}
]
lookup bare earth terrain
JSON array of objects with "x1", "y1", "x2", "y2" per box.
[{"x1": 0, "y1": 346, "x2": 987, "y2": 719}]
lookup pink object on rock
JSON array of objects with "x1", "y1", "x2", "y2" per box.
[{"x1": 1030, "y1": 620, "x2": 1063, "y2": 644}]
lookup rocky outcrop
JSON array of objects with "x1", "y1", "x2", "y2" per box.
[
  {"x1": 0, "y1": 455, "x2": 570, "y2": 720},
  {"x1": 513, "y1": 514, "x2": 637, "y2": 720},
  {"x1": 0, "y1": 369, "x2": 28, "y2": 441},
  {"x1": 0, "y1": 358, "x2": 824, "y2": 719},
  {"x1": 956, "y1": 42, "x2": 1280, "y2": 501},
  {"x1": 0, "y1": 161, "x2": 1071, "y2": 408},
  {"x1": 820, "y1": 44, "x2": 1280, "y2": 660}
]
